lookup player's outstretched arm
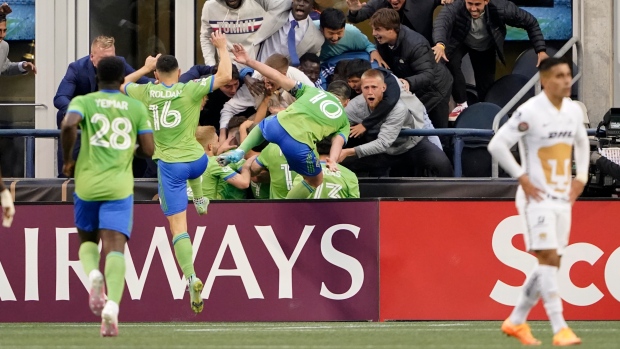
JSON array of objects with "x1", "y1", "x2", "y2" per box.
[
  {"x1": 327, "y1": 135, "x2": 346, "y2": 172},
  {"x1": 231, "y1": 44, "x2": 296, "y2": 91},
  {"x1": 226, "y1": 156, "x2": 256, "y2": 189},
  {"x1": 60, "y1": 112, "x2": 82, "y2": 177},
  {"x1": 211, "y1": 31, "x2": 233, "y2": 91},
  {"x1": 120, "y1": 54, "x2": 160, "y2": 93},
  {"x1": 136, "y1": 133, "x2": 155, "y2": 159}
]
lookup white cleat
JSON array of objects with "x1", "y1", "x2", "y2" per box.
[
  {"x1": 100, "y1": 300, "x2": 119, "y2": 337},
  {"x1": 88, "y1": 270, "x2": 106, "y2": 316}
]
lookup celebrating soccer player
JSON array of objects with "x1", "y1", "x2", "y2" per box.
[
  {"x1": 218, "y1": 44, "x2": 351, "y2": 199},
  {"x1": 488, "y1": 57, "x2": 589, "y2": 346},
  {"x1": 60, "y1": 56, "x2": 155, "y2": 336}
]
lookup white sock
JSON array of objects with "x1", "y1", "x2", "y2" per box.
[
  {"x1": 509, "y1": 266, "x2": 541, "y2": 325},
  {"x1": 539, "y1": 265, "x2": 568, "y2": 334},
  {"x1": 460, "y1": 101, "x2": 468, "y2": 108}
]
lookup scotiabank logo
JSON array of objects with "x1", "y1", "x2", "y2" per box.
[
  {"x1": 0, "y1": 224, "x2": 364, "y2": 302},
  {"x1": 490, "y1": 216, "x2": 620, "y2": 306}
]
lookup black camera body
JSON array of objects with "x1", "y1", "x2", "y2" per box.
[{"x1": 588, "y1": 109, "x2": 620, "y2": 194}]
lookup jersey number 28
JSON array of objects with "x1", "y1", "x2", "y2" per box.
[{"x1": 89, "y1": 113, "x2": 133, "y2": 150}]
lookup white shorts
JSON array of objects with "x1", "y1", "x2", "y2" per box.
[{"x1": 516, "y1": 199, "x2": 572, "y2": 255}]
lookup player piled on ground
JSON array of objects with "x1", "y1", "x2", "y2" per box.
[
  {"x1": 120, "y1": 32, "x2": 233, "y2": 314},
  {"x1": 250, "y1": 143, "x2": 298, "y2": 199},
  {"x1": 217, "y1": 44, "x2": 351, "y2": 199},
  {"x1": 488, "y1": 57, "x2": 588, "y2": 346},
  {"x1": 293, "y1": 138, "x2": 360, "y2": 199},
  {"x1": 60, "y1": 56, "x2": 155, "y2": 336}
]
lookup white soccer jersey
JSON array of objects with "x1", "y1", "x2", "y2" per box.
[{"x1": 488, "y1": 92, "x2": 590, "y2": 203}]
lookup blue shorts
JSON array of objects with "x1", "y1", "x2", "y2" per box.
[
  {"x1": 158, "y1": 154, "x2": 208, "y2": 216},
  {"x1": 259, "y1": 116, "x2": 321, "y2": 177},
  {"x1": 74, "y1": 193, "x2": 134, "y2": 238}
]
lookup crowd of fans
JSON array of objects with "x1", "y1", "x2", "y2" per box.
[{"x1": 2, "y1": 0, "x2": 557, "y2": 199}]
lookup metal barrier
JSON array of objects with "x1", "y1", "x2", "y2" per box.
[{"x1": 0, "y1": 128, "x2": 597, "y2": 179}]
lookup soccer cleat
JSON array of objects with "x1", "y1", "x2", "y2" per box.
[
  {"x1": 193, "y1": 196, "x2": 209, "y2": 215},
  {"x1": 189, "y1": 276, "x2": 204, "y2": 314},
  {"x1": 88, "y1": 270, "x2": 106, "y2": 316},
  {"x1": 553, "y1": 327, "x2": 581, "y2": 346},
  {"x1": 100, "y1": 301, "x2": 119, "y2": 337},
  {"x1": 216, "y1": 149, "x2": 245, "y2": 167},
  {"x1": 449, "y1": 103, "x2": 468, "y2": 122},
  {"x1": 501, "y1": 318, "x2": 541, "y2": 346}
]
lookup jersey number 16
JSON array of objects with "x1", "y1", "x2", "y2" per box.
[{"x1": 149, "y1": 101, "x2": 181, "y2": 131}]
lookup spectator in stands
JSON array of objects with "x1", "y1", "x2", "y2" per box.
[
  {"x1": 340, "y1": 69, "x2": 453, "y2": 177},
  {"x1": 254, "y1": 0, "x2": 324, "y2": 66},
  {"x1": 0, "y1": 165, "x2": 15, "y2": 228},
  {"x1": 346, "y1": 0, "x2": 453, "y2": 44},
  {"x1": 432, "y1": 0, "x2": 548, "y2": 120},
  {"x1": 53, "y1": 36, "x2": 151, "y2": 178},
  {"x1": 0, "y1": 4, "x2": 36, "y2": 77},
  {"x1": 200, "y1": 0, "x2": 280, "y2": 67},
  {"x1": 219, "y1": 53, "x2": 313, "y2": 143},
  {"x1": 316, "y1": 8, "x2": 387, "y2": 72},
  {"x1": 298, "y1": 53, "x2": 322, "y2": 88},
  {"x1": 370, "y1": 9, "x2": 452, "y2": 130}
]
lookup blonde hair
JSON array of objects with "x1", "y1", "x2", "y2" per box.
[
  {"x1": 195, "y1": 126, "x2": 217, "y2": 149},
  {"x1": 361, "y1": 69, "x2": 385, "y2": 82},
  {"x1": 91, "y1": 36, "x2": 115, "y2": 50}
]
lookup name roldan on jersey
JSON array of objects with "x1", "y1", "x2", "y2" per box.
[
  {"x1": 95, "y1": 99, "x2": 129, "y2": 110},
  {"x1": 149, "y1": 90, "x2": 182, "y2": 99}
]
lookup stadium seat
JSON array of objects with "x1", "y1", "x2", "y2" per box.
[
  {"x1": 454, "y1": 102, "x2": 507, "y2": 177},
  {"x1": 484, "y1": 74, "x2": 534, "y2": 115},
  {"x1": 512, "y1": 47, "x2": 559, "y2": 79}
]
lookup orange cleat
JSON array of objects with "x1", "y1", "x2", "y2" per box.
[
  {"x1": 553, "y1": 327, "x2": 582, "y2": 346},
  {"x1": 502, "y1": 318, "x2": 542, "y2": 345}
]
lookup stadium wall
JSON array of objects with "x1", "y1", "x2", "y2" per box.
[{"x1": 1, "y1": 197, "x2": 619, "y2": 322}]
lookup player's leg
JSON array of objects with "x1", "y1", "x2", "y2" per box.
[
  {"x1": 187, "y1": 154, "x2": 209, "y2": 215},
  {"x1": 157, "y1": 161, "x2": 204, "y2": 313},
  {"x1": 550, "y1": 207, "x2": 581, "y2": 346},
  {"x1": 74, "y1": 193, "x2": 106, "y2": 316}
]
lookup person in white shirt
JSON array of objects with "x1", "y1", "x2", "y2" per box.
[
  {"x1": 488, "y1": 57, "x2": 588, "y2": 346},
  {"x1": 0, "y1": 3, "x2": 36, "y2": 76}
]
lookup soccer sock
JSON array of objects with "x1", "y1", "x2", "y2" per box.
[
  {"x1": 509, "y1": 266, "x2": 541, "y2": 325},
  {"x1": 239, "y1": 126, "x2": 265, "y2": 153},
  {"x1": 104, "y1": 252, "x2": 126, "y2": 304},
  {"x1": 172, "y1": 233, "x2": 196, "y2": 279},
  {"x1": 78, "y1": 241, "x2": 100, "y2": 276},
  {"x1": 188, "y1": 177, "x2": 203, "y2": 199},
  {"x1": 539, "y1": 264, "x2": 568, "y2": 334},
  {"x1": 286, "y1": 180, "x2": 316, "y2": 199}
]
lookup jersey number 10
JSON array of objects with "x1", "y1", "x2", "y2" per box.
[{"x1": 149, "y1": 101, "x2": 181, "y2": 131}]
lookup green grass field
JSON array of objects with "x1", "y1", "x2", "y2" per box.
[{"x1": 1, "y1": 321, "x2": 618, "y2": 348}]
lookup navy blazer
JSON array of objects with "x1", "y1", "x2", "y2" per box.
[{"x1": 53, "y1": 55, "x2": 152, "y2": 127}]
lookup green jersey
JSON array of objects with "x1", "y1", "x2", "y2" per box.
[
  {"x1": 257, "y1": 143, "x2": 298, "y2": 199},
  {"x1": 125, "y1": 77, "x2": 214, "y2": 163},
  {"x1": 250, "y1": 181, "x2": 270, "y2": 199},
  {"x1": 68, "y1": 90, "x2": 152, "y2": 201},
  {"x1": 200, "y1": 156, "x2": 246, "y2": 200},
  {"x1": 293, "y1": 162, "x2": 360, "y2": 199},
  {"x1": 277, "y1": 82, "x2": 350, "y2": 148}
]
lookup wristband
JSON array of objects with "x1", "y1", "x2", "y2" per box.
[{"x1": 437, "y1": 43, "x2": 445, "y2": 49}]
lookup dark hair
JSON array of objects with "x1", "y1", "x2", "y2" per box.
[
  {"x1": 316, "y1": 138, "x2": 332, "y2": 156},
  {"x1": 320, "y1": 8, "x2": 346, "y2": 31},
  {"x1": 369, "y1": 8, "x2": 401, "y2": 33},
  {"x1": 156, "y1": 55, "x2": 179, "y2": 73},
  {"x1": 299, "y1": 52, "x2": 320, "y2": 66},
  {"x1": 0, "y1": 15, "x2": 6, "y2": 23},
  {"x1": 96, "y1": 57, "x2": 126, "y2": 85},
  {"x1": 211, "y1": 64, "x2": 240, "y2": 81},
  {"x1": 345, "y1": 59, "x2": 372, "y2": 79},
  {"x1": 327, "y1": 80, "x2": 351, "y2": 101},
  {"x1": 538, "y1": 57, "x2": 570, "y2": 73}
]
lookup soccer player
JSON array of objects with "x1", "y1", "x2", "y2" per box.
[
  {"x1": 488, "y1": 57, "x2": 588, "y2": 346},
  {"x1": 293, "y1": 138, "x2": 359, "y2": 199},
  {"x1": 60, "y1": 56, "x2": 154, "y2": 336},
  {"x1": 218, "y1": 44, "x2": 351, "y2": 199},
  {"x1": 121, "y1": 32, "x2": 232, "y2": 314},
  {"x1": 0, "y1": 167, "x2": 15, "y2": 228},
  {"x1": 195, "y1": 126, "x2": 253, "y2": 200},
  {"x1": 251, "y1": 143, "x2": 298, "y2": 199}
]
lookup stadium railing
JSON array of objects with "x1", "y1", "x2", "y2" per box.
[{"x1": 0, "y1": 128, "x2": 596, "y2": 178}]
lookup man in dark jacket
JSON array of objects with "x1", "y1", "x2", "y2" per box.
[
  {"x1": 346, "y1": 0, "x2": 453, "y2": 44},
  {"x1": 370, "y1": 8, "x2": 452, "y2": 130},
  {"x1": 432, "y1": 0, "x2": 548, "y2": 121}
]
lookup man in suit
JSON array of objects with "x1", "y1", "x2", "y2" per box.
[
  {"x1": 53, "y1": 36, "x2": 151, "y2": 177},
  {"x1": 253, "y1": 0, "x2": 324, "y2": 67},
  {"x1": 0, "y1": 3, "x2": 36, "y2": 76},
  {"x1": 346, "y1": 0, "x2": 453, "y2": 45}
]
